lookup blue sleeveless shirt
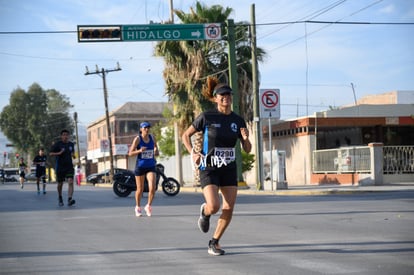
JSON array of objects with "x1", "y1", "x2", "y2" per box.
[{"x1": 135, "y1": 135, "x2": 156, "y2": 169}]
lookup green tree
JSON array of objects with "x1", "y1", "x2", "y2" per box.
[
  {"x1": 154, "y1": 107, "x2": 189, "y2": 159},
  {"x1": 241, "y1": 151, "x2": 255, "y2": 173},
  {"x1": 157, "y1": 127, "x2": 175, "y2": 159},
  {"x1": 0, "y1": 83, "x2": 74, "y2": 162},
  {"x1": 154, "y1": 2, "x2": 265, "y2": 179},
  {"x1": 155, "y1": 1, "x2": 266, "y2": 129}
]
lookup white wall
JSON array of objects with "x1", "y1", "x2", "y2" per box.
[{"x1": 272, "y1": 134, "x2": 314, "y2": 185}]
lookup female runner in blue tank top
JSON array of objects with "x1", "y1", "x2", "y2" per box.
[
  {"x1": 182, "y1": 78, "x2": 252, "y2": 256},
  {"x1": 128, "y1": 122, "x2": 159, "y2": 217}
]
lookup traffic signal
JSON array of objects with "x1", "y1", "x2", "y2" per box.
[
  {"x1": 15, "y1": 153, "x2": 19, "y2": 159},
  {"x1": 77, "y1": 26, "x2": 122, "y2": 42}
]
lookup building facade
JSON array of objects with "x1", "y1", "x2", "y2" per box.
[
  {"x1": 265, "y1": 91, "x2": 414, "y2": 185},
  {"x1": 84, "y1": 92, "x2": 413, "y2": 187},
  {"x1": 86, "y1": 102, "x2": 170, "y2": 174}
]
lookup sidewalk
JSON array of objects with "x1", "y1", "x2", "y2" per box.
[{"x1": 179, "y1": 182, "x2": 414, "y2": 195}]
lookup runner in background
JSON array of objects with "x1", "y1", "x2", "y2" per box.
[{"x1": 33, "y1": 148, "x2": 47, "y2": 194}]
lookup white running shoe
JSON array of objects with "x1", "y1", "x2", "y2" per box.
[
  {"x1": 135, "y1": 206, "x2": 142, "y2": 217},
  {"x1": 144, "y1": 204, "x2": 152, "y2": 217}
]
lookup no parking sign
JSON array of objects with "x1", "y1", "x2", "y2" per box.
[{"x1": 259, "y1": 89, "x2": 280, "y2": 119}]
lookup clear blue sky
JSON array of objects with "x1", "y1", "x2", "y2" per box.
[{"x1": 1, "y1": 0, "x2": 413, "y2": 127}]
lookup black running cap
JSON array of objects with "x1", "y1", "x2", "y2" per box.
[{"x1": 213, "y1": 85, "x2": 233, "y2": 96}]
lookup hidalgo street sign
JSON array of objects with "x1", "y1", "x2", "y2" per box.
[
  {"x1": 122, "y1": 23, "x2": 221, "y2": 41},
  {"x1": 78, "y1": 23, "x2": 221, "y2": 42}
]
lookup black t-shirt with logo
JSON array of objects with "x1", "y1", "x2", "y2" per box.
[
  {"x1": 192, "y1": 109, "x2": 246, "y2": 170},
  {"x1": 51, "y1": 141, "x2": 74, "y2": 171},
  {"x1": 33, "y1": 155, "x2": 47, "y2": 173}
]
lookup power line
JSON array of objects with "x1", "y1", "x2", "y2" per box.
[
  {"x1": 0, "y1": 30, "x2": 75, "y2": 34},
  {"x1": 0, "y1": 20, "x2": 412, "y2": 36},
  {"x1": 84, "y1": 63, "x2": 121, "y2": 183},
  {"x1": 0, "y1": 18, "x2": 411, "y2": 64},
  {"x1": 257, "y1": 20, "x2": 414, "y2": 26},
  {"x1": 0, "y1": 51, "x2": 152, "y2": 62},
  {"x1": 259, "y1": 0, "x2": 348, "y2": 40},
  {"x1": 1, "y1": 20, "x2": 410, "y2": 63}
]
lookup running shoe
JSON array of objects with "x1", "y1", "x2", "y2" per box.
[
  {"x1": 198, "y1": 203, "x2": 210, "y2": 233},
  {"x1": 144, "y1": 204, "x2": 152, "y2": 217},
  {"x1": 135, "y1": 206, "x2": 142, "y2": 217},
  {"x1": 59, "y1": 199, "x2": 64, "y2": 207},
  {"x1": 208, "y1": 240, "x2": 225, "y2": 256},
  {"x1": 43, "y1": 190, "x2": 46, "y2": 195},
  {"x1": 37, "y1": 190, "x2": 40, "y2": 195},
  {"x1": 68, "y1": 198, "x2": 76, "y2": 206}
]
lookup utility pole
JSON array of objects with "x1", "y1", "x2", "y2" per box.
[
  {"x1": 226, "y1": 19, "x2": 245, "y2": 186},
  {"x1": 251, "y1": 4, "x2": 263, "y2": 190},
  {"x1": 169, "y1": 0, "x2": 174, "y2": 23},
  {"x1": 85, "y1": 63, "x2": 121, "y2": 183},
  {"x1": 73, "y1": 112, "x2": 81, "y2": 166},
  {"x1": 351, "y1": 82, "x2": 357, "y2": 106},
  {"x1": 169, "y1": 0, "x2": 184, "y2": 186}
]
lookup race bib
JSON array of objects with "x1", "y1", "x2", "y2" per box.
[
  {"x1": 213, "y1": 147, "x2": 235, "y2": 163},
  {"x1": 141, "y1": 150, "x2": 154, "y2": 159}
]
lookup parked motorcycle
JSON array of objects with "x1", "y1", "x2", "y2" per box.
[{"x1": 112, "y1": 163, "x2": 180, "y2": 197}]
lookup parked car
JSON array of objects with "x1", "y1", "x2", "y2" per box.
[
  {"x1": 25, "y1": 172, "x2": 38, "y2": 182},
  {"x1": 0, "y1": 169, "x2": 4, "y2": 183},
  {"x1": 86, "y1": 168, "x2": 129, "y2": 185},
  {"x1": 1, "y1": 168, "x2": 19, "y2": 182}
]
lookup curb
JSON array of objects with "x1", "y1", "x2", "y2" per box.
[{"x1": 179, "y1": 186, "x2": 413, "y2": 196}]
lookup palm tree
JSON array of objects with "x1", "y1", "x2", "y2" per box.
[{"x1": 154, "y1": 1, "x2": 266, "y2": 184}]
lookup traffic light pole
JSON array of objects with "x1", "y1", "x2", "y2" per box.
[
  {"x1": 85, "y1": 64, "x2": 121, "y2": 183},
  {"x1": 169, "y1": 1, "x2": 184, "y2": 187},
  {"x1": 226, "y1": 19, "x2": 245, "y2": 185},
  {"x1": 251, "y1": 4, "x2": 263, "y2": 190},
  {"x1": 73, "y1": 112, "x2": 81, "y2": 166}
]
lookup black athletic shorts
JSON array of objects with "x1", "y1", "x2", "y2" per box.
[
  {"x1": 36, "y1": 168, "x2": 46, "y2": 179},
  {"x1": 56, "y1": 167, "x2": 74, "y2": 183},
  {"x1": 199, "y1": 166, "x2": 237, "y2": 189},
  {"x1": 134, "y1": 166, "x2": 156, "y2": 176}
]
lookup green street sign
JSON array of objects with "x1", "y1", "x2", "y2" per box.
[
  {"x1": 78, "y1": 23, "x2": 221, "y2": 42},
  {"x1": 122, "y1": 23, "x2": 221, "y2": 41}
]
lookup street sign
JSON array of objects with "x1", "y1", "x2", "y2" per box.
[
  {"x1": 259, "y1": 89, "x2": 280, "y2": 118},
  {"x1": 100, "y1": 139, "x2": 109, "y2": 152},
  {"x1": 77, "y1": 23, "x2": 222, "y2": 42},
  {"x1": 122, "y1": 23, "x2": 221, "y2": 41}
]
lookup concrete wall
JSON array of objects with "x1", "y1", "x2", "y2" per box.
[{"x1": 259, "y1": 134, "x2": 315, "y2": 186}]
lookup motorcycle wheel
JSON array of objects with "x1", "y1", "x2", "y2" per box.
[
  {"x1": 113, "y1": 180, "x2": 132, "y2": 197},
  {"x1": 161, "y1": 177, "x2": 180, "y2": 196}
]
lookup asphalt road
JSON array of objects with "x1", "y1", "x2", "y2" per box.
[{"x1": 0, "y1": 182, "x2": 413, "y2": 275}]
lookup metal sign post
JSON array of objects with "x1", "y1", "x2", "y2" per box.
[
  {"x1": 268, "y1": 112, "x2": 273, "y2": 189},
  {"x1": 259, "y1": 89, "x2": 280, "y2": 190}
]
